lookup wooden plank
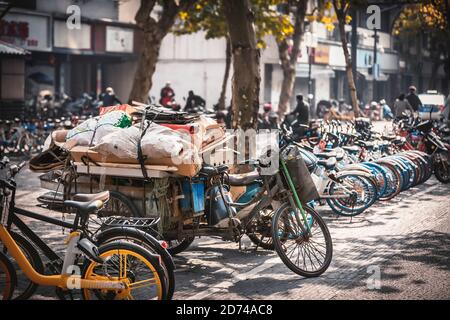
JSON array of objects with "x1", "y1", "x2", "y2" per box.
[
  {"x1": 84, "y1": 162, "x2": 178, "y2": 171},
  {"x1": 74, "y1": 162, "x2": 172, "y2": 178}
]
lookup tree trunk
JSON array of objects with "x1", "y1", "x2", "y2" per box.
[
  {"x1": 277, "y1": 39, "x2": 296, "y2": 117},
  {"x1": 128, "y1": 0, "x2": 195, "y2": 103},
  {"x1": 223, "y1": 0, "x2": 261, "y2": 130},
  {"x1": 217, "y1": 35, "x2": 232, "y2": 110},
  {"x1": 277, "y1": 2, "x2": 306, "y2": 118},
  {"x1": 129, "y1": 31, "x2": 163, "y2": 103},
  {"x1": 334, "y1": 2, "x2": 359, "y2": 117}
]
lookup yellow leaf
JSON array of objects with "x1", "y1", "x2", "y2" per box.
[
  {"x1": 179, "y1": 11, "x2": 188, "y2": 20},
  {"x1": 345, "y1": 15, "x2": 352, "y2": 24}
]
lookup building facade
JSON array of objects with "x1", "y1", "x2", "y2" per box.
[{"x1": 0, "y1": 0, "x2": 139, "y2": 107}]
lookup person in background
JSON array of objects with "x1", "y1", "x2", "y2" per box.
[
  {"x1": 258, "y1": 102, "x2": 273, "y2": 129},
  {"x1": 379, "y1": 99, "x2": 393, "y2": 120},
  {"x1": 293, "y1": 94, "x2": 310, "y2": 125},
  {"x1": 316, "y1": 100, "x2": 331, "y2": 119},
  {"x1": 394, "y1": 93, "x2": 414, "y2": 119},
  {"x1": 338, "y1": 99, "x2": 349, "y2": 113},
  {"x1": 100, "y1": 87, "x2": 122, "y2": 107},
  {"x1": 406, "y1": 85, "x2": 422, "y2": 112},
  {"x1": 184, "y1": 90, "x2": 206, "y2": 112},
  {"x1": 160, "y1": 81, "x2": 175, "y2": 107}
]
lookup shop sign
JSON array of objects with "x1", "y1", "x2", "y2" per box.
[
  {"x1": 0, "y1": 13, "x2": 50, "y2": 51},
  {"x1": 313, "y1": 45, "x2": 329, "y2": 64}
]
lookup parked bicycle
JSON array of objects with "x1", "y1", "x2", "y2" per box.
[{"x1": 0, "y1": 157, "x2": 173, "y2": 300}]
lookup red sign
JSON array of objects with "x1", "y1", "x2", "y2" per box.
[{"x1": 0, "y1": 20, "x2": 29, "y2": 39}]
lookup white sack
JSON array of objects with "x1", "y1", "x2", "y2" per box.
[{"x1": 90, "y1": 126, "x2": 140, "y2": 160}]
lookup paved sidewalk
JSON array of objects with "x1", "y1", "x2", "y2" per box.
[{"x1": 10, "y1": 167, "x2": 450, "y2": 300}]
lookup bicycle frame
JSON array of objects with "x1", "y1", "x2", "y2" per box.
[{"x1": 0, "y1": 184, "x2": 127, "y2": 291}]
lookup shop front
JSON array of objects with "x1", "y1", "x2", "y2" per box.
[
  {"x1": 53, "y1": 19, "x2": 137, "y2": 100},
  {"x1": 0, "y1": 10, "x2": 52, "y2": 100}
]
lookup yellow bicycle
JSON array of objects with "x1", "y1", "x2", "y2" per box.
[{"x1": 0, "y1": 160, "x2": 167, "y2": 300}]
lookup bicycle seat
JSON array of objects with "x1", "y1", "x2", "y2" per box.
[
  {"x1": 317, "y1": 157, "x2": 337, "y2": 170},
  {"x1": 342, "y1": 145, "x2": 360, "y2": 154},
  {"x1": 199, "y1": 164, "x2": 229, "y2": 177},
  {"x1": 228, "y1": 170, "x2": 260, "y2": 186},
  {"x1": 64, "y1": 200, "x2": 104, "y2": 216},
  {"x1": 381, "y1": 135, "x2": 397, "y2": 141},
  {"x1": 314, "y1": 151, "x2": 337, "y2": 159},
  {"x1": 72, "y1": 191, "x2": 110, "y2": 203},
  {"x1": 323, "y1": 147, "x2": 345, "y2": 160}
]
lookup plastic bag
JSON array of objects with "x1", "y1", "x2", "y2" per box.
[
  {"x1": 65, "y1": 117, "x2": 98, "y2": 146},
  {"x1": 90, "y1": 126, "x2": 140, "y2": 160},
  {"x1": 66, "y1": 111, "x2": 132, "y2": 147}
]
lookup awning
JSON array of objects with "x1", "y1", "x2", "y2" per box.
[
  {"x1": 0, "y1": 40, "x2": 30, "y2": 55},
  {"x1": 358, "y1": 69, "x2": 390, "y2": 81},
  {"x1": 296, "y1": 64, "x2": 335, "y2": 78}
]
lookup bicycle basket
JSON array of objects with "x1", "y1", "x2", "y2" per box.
[{"x1": 284, "y1": 146, "x2": 320, "y2": 204}]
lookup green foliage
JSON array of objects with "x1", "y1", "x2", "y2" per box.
[{"x1": 173, "y1": 0, "x2": 294, "y2": 47}]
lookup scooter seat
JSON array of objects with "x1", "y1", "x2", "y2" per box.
[
  {"x1": 72, "y1": 191, "x2": 110, "y2": 203},
  {"x1": 199, "y1": 164, "x2": 229, "y2": 177},
  {"x1": 314, "y1": 151, "x2": 337, "y2": 159},
  {"x1": 228, "y1": 170, "x2": 260, "y2": 186},
  {"x1": 317, "y1": 157, "x2": 337, "y2": 170}
]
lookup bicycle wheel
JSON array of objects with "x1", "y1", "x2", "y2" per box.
[
  {"x1": 95, "y1": 227, "x2": 176, "y2": 300},
  {"x1": 166, "y1": 237, "x2": 194, "y2": 256},
  {"x1": 246, "y1": 206, "x2": 275, "y2": 250},
  {"x1": 272, "y1": 204, "x2": 332, "y2": 277},
  {"x1": 87, "y1": 190, "x2": 142, "y2": 234},
  {"x1": 99, "y1": 190, "x2": 142, "y2": 218},
  {"x1": 2, "y1": 231, "x2": 44, "y2": 300},
  {"x1": 81, "y1": 241, "x2": 167, "y2": 300},
  {"x1": 326, "y1": 174, "x2": 378, "y2": 216},
  {"x1": 0, "y1": 251, "x2": 16, "y2": 300},
  {"x1": 376, "y1": 161, "x2": 402, "y2": 200}
]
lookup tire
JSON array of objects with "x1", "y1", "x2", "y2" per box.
[
  {"x1": 2, "y1": 231, "x2": 44, "y2": 300},
  {"x1": 272, "y1": 204, "x2": 332, "y2": 277},
  {"x1": 376, "y1": 161, "x2": 402, "y2": 200},
  {"x1": 81, "y1": 241, "x2": 168, "y2": 300},
  {"x1": 326, "y1": 174, "x2": 378, "y2": 216},
  {"x1": 246, "y1": 206, "x2": 275, "y2": 250},
  {"x1": 95, "y1": 227, "x2": 176, "y2": 300},
  {"x1": 0, "y1": 251, "x2": 16, "y2": 300},
  {"x1": 88, "y1": 190, "x2": 142, "y2": 232},
  {"x1": 101, "y1": 190, "x2": 142, "y2": 218},
  {"x1": 434, "y1": 157, "x2": 450, "y2": 183},
  {"x1": 166, "y1": 237, "x2": 194, "y2": 256}
]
